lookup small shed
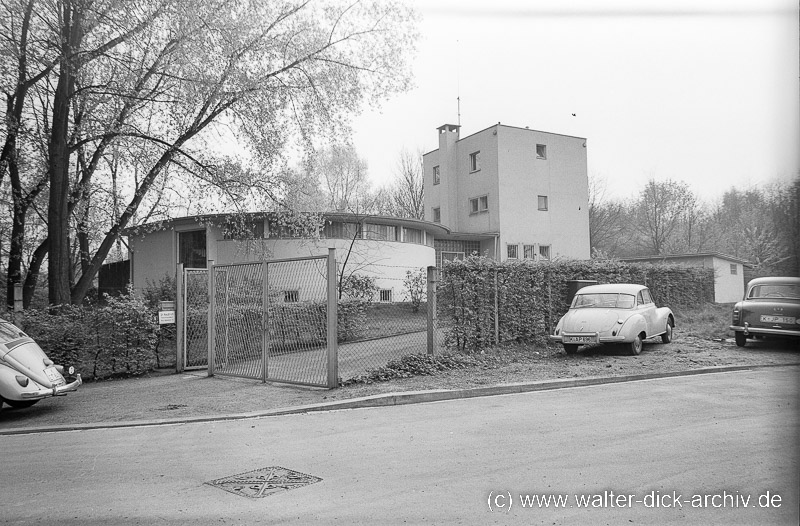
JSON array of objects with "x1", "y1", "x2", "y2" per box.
[{"x1": 620, "y1": 253, "x2": 749, "y2": 303}]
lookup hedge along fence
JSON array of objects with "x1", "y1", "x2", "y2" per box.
[
  {"x1": 211, "y1": 299, "x2": 370, "y2": 357},
  {"x1": 21, "y1": 293, "x2": 159, "y2": 380},
  {"x1": 438, "y1": 257, "x2": 715, "y2": 353}
]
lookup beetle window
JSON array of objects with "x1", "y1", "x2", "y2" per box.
[{"x1": 0, "y1": 322, "x2": 25, "y2": 342}]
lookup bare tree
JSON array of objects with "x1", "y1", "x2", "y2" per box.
[
  {"x1": 1, "y1": 0, "x2": 420, "y2": 305},
  {"x1": 634, "y1": 179, "x2": 696, "y2": 255},
  {"x1": 588, "y1": 174, "x2": 628, "y2": 257},
  {"x1": 387, "y1": 147, "x2": 424, "y2": 219}
]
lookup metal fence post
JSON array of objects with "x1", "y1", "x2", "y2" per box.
[
  {"x1": 262, "y1": 260, "x2": 270, "y2": 383},
  {"x1": 326, "y1": 248, "x2": 339, "y2": 388},
  {"x1": 427, "y1": 266, "x2": 438, "y2": 355},
  {"x1": 176, "y1": 264, "x2": 184, "y2": 373},
  {"x1": 207, "y1": 260, "x2": 215, "y2": 377}
]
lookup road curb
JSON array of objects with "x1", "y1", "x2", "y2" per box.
[{"x1": 2, "y1": 363, "x2": 798, "y2": 436}]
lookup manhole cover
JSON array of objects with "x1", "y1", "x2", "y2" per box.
[{"x1": 205, "y1": 466, "x2": 322, "y2": 498}]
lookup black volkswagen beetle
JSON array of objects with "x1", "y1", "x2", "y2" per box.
[{"x1": 730, "y1": 277, "x2": 800, "y2": 347}]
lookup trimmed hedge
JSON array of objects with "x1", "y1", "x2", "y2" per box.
[
  {"x1": 21, "y1": 293, "x2": 159, "y2": 380},
  {"x1": 438, "y1": 257, "x2": 714, "y2": 353}
]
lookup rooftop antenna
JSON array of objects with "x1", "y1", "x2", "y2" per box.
[{"x1": 456, "y1": 39, "x2": 461, "y2": 127}]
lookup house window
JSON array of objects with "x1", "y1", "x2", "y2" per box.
[
  {"x1": 539, "y1": 245, "x2": 551, "y2": 260},
  {"x1": 469, "y1": 151, "x2": 481, "y2": 172},
  {"x1": 403, "y1": 227, "x2": 423, "y2": 244},
  {"x1": 323, "y1": 221, "x2": 360, "y2": 240},
  {"x1": 469, "y1": 195, "x2": 489, "y2": 214},
  {"x1": 523, "y1": 244, "x2": 535, "y2": 259},
  {"x1": 178, "y1": 230, "x2": 207, "y2": 268},
  {"x1": 223, "y1": 220, "x2": 265, "y2": 240},
  {"x1": 284, "y1": 290, "x2": 299, "y2": 303},
  {"x1": 432, "y1": 207, "x2": 441, "y2": 223},
  {"x1": 507, "y1": 244, "x2": 518, "y2": 259},
  {"x1": 730, "y1": 264, "x2": 737, "y2": 275},
  {"x1": 538, "y1": 195, "x2": 548, "y2": 211},
  {"x1": 363, "y1": 223, "x2": 397, "y2": 241},
  {"x1": 379, "y1": 289, "x2": 393, "y2": 303},
  {"x1": 536, "y1": 144, "x2": 547, "y2": 159},
  {"x1": 433, "y1": 165, "x2": 440, "y2": 185}
]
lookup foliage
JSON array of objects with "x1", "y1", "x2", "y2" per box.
[
  {"x1": 141, "y1": 274, "x2": 177, "y2": 368},
  {"x1": 0, "y1": 0, "x2": 420, "y2": 306},
  {"x1": 403, "y1": 268, "x2": 426, "y2": 312},
  {"x1": 437, "y1": 256, "x2": 714, "y2": 354},
  {"x1": 340, "y1": 273, "x2": 378, "y2": 302},
  {"x1": 21, "y1": 291, "x2": 159, "y2": 380},
  {"x1": 340, "y1": 352, "x2": 480, "y2": 386}
]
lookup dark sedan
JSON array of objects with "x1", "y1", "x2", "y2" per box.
[{"x1": 730, "y1": 276, "x2": 800, "y2": 347}]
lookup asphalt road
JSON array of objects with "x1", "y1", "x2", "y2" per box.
[{"x1": 0, "y1": 366, "x2": 797, "y2": 525}]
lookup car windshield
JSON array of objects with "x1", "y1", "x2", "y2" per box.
[
  {"x1": 747, "y1": 284, "x2": 800, "y2": 300},
  {"x1": 572, "y1": 293, "x2": 636, "y2": 309}
]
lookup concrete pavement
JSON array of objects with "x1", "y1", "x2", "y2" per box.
[{"x1": 0, "y1": 366, "x2": 797, "y2": 525}]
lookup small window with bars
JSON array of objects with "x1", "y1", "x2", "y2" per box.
[
  {"x1": 507, "y1": 244, "x2": 519, "y2": 259},
  {"x1": 379, "y1": 289, "x2": 393, "y2": 303},
  {"x1": 284, "y1": 290, "x2": 299, "y2": 303}
]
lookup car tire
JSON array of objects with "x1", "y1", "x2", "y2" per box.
[
  {"x1": 734, "y1": 331, "x2": 747, "y2": 347},
  {"x1": 563, "y1": 344, "x2": 579, "y2": 355},
  {"x1": 4, "y1": 399, "x2": 38, "y2": 409},
  {"x1": 629, "y1": 334, "x2": 643, "y2": 355},
  {"x1": 661, "y1": 320, "x2": 673, "y2": 344}
]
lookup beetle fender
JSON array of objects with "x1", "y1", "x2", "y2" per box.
[{"x1": 0, "y1": 361, "x2": 42, "y2": 401}]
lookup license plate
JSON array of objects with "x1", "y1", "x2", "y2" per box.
[
  {"x1": 44, "y1": 367, "x2": 65, "y2": 385},
  {"x1": 760, "y1": 315, "x2": 796, "y2": 324},
  {"x1": 563, "y1": 335, "x2": 598, "y2": 344}
]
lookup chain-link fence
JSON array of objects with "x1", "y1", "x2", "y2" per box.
[
  {"x1": 184, "y1": 268, "x2": 209, "y2": 369},
  {"x1": 337, "y1": 264, "x2": 446, "y2": 382},
  {"x1": 211, "y1": 256, "x2": 332, "y2": 387}
]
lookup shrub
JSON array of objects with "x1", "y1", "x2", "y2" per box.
[
  {"x1": 403, "y1": 268, "x2": 426, "y2": 313},
  {"x1": 340, "y1": 273, "x2": 378, "y2": 302},
  {"x1": 21, "y1": 291, "x2": 159, "y2": 380}
]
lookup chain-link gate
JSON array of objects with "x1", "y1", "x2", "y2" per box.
[
  {"x1": 182, "y1": 267, "x2": 209, "y2": 370},
  {"x1": 209, "y1": 252, "x2": 337, "y2": 388}
]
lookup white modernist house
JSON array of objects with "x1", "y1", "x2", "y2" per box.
[
  {"x1": 124, "y1": 212, "x2": 449, "y2": 303},
  {"x1": 620, "y1": 253, "x2": 749, "y2": 303},
  {"x1": 423, "y1": 123, "x2": 591, "y2": 266}
]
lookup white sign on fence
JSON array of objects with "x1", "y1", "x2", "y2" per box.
[{"x1": 158, "y1": 310, "x2": 176, "y2": 325}]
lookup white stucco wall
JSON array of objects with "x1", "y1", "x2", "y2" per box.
[
  {"x1": 496, "y1": 126, "x2": 590, "y2": 261},
  {"x1": 214, "y1": 237, "x2": 435, "y2": 303},
  {"x1": 711, "y1": 257, "x2": 745, "y2": 303},
  {"x1": 423, "y1": 123, "x2": 590, "y2": 261},
  {"x1": 129, "y1": 222, "x2": 435, "y2": 303}
]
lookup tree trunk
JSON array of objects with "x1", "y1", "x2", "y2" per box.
[{"x1": 47, "y1": 1, "x2": 82, "y2": 306}]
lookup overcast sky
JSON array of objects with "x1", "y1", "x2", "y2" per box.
[{"x1": 351, "y1": 0, "x2": 800, "y2": 201}]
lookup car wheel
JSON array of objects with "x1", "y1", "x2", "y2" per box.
[
  {"x1": 563, "y1": 344, "x2": 579, "y2": 355},
  {"x1": 735, "y1": 331, "x2": 747, "y2": 347},
  {"x1": 661, "y1": 320, "x2": 673, "y2": 344},
  {"x1": 629, "y1": 334, "x2": 643, "y2": 355},
  {"x1": 4, "y1": 399, "x2": 38, "y2": 409}
]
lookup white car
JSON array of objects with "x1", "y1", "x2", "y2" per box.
[
  {"x1": 0, "y1": 318, "x2": 81, "y2": 410},
  {"x1": 550, "y1": 283, "x2": 675, "y2": 355}
]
